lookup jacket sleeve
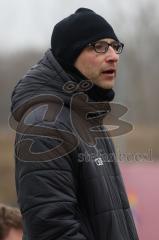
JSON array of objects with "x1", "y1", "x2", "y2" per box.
[{"x1": 15, "y1": 121, "x2": 87, "y2": 240}]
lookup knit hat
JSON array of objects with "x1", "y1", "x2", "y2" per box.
[{"x1": 51, "y1": 8, "x2": 119, "y2": 67}]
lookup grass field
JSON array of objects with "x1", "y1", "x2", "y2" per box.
[{"x1": 0, "y1": 129, "x2": 17, "y2": 205}]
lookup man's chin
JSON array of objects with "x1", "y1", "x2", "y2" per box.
[{"x1": 98, "y1": 80, "x2": 115, "y2": 89}]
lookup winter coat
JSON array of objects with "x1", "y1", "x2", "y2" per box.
[{"x1": 11, "y1": 49, "x2": 139, "y2": 240}]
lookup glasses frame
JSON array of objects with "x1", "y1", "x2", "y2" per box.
[{"x1": 88, "y1": 41, "x2": 124, "y2": 54}]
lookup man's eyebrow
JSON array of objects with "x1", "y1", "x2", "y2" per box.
[{"x1": 96, "y1": 40, "x2": 116, "y2": 44}]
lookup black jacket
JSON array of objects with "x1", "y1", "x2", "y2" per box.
[{"x1": 11, "y1": 49, "x2": 139, "y2": 240}]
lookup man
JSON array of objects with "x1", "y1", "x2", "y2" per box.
[
  {"x1": 11, "y1": 8, "x2": 139, "y2": 240},
  {"x1": 0, "y1": 204, "x2": 23, "y2": 240}
]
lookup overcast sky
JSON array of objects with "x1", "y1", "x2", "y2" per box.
[{"x1": 0, "y1": 0, "x2": 154, "y2": 54}]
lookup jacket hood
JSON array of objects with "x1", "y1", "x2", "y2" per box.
[
  {"x1": 11, "y1": 49, "x2": 82, "y2": 122},
  {"x1": 11, "y1": 49, "x2": 114, "y2": 124}
]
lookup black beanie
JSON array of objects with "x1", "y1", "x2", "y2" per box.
[{"x1": 51, "y1": 8, "x2": 119, "y2": 67}]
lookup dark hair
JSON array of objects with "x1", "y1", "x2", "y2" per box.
[{"x1": 0, "y1": 204, "x2": 22, "y2": 240}]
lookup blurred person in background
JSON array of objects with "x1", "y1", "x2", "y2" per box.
[
  {"x1": 11, "y1": 8, "x2": 138, "y2": 240},
  {"x1": 0, "y1": 204, "x2": 23, "y2": 240}
]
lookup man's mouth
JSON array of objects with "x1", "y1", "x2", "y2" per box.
[{"x1": 101, "y1": 69, "x2": 116, "y2": 78}]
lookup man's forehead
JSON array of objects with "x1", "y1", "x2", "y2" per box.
[{"x1": 97, "y1": 38, "x2": 117, "y2": 43}]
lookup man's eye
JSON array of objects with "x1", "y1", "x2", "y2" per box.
[
  {"x1": 95, "y1": 43, "x2": 105, "y2": 50},
  {"x1": 111, "y1": 43, "x2": 118, "y2": 49},
  {"x1": 112, "y1": 42, "x2": 121, "y2": 51}
]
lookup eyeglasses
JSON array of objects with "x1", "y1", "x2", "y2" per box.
[{"x1": 88, "y1": 40, "x2": 124, "y2": 54}]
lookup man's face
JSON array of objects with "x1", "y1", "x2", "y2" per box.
[
  {"x1": 4, "y1": 228, "x2": 23, "y2": 240},
  {"x1": 74, "y1": 38, "x2": 120, "y2": 89}
]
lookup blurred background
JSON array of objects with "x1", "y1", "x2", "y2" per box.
[{"x1": 0, "y1": 0, "x2": 158, "y2": 239}]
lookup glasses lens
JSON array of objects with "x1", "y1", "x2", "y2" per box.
[
  {"x1": 94, "y1": 41, "x2": 108, "y2": 53},
  {"x1": 89, "y1": 41, "x2": 124, "y2": 54},
  {"x1": 111, "y1": 42, "x2": 124, "y2": 54}
]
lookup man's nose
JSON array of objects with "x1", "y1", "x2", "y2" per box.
[{"x1": 105, "y1": 46, "x2": 119, "y2": 62}]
